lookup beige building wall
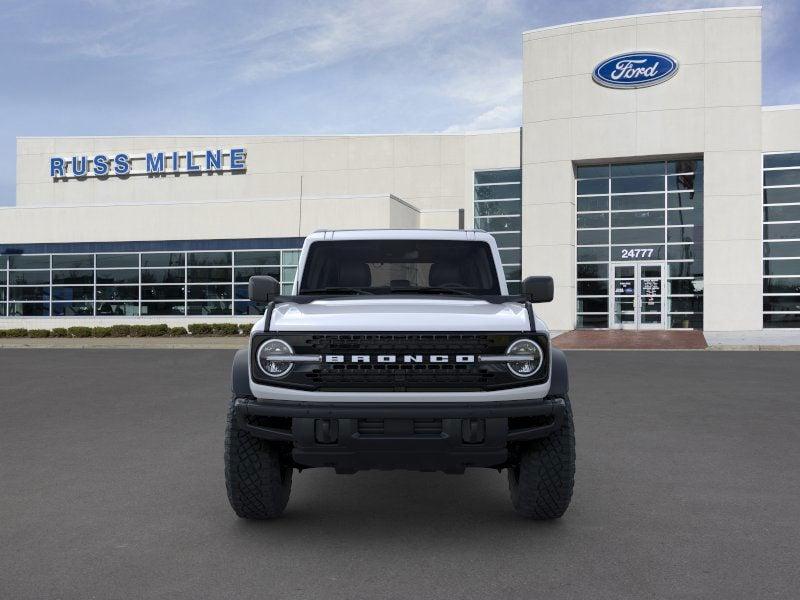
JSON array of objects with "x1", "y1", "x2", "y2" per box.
[
  {"x1": 522, "y1": 6, "x2": 763, "y2": 331},
  {"x1": 763, "y1": 106, "x2": 800, "y2": 152},
  {"x1": 16, "y1": 132, "x2": 519, "y2": 215},
  {"x1": 13, "y1": 131, "x2": 519, "y2": 254},
  {"x1": 0, "y1": 194, "x2": 421, "y2": 244}
]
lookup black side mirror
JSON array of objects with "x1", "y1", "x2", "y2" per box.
[
  {"x1": 248, "y1": 276, "x2": 281, "y2": 302},
  {"x1": 521, "y1": 276, "x2": 554, "y2": 303}
]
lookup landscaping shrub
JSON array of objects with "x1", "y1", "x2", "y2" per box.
[
  {"x1": 51, "y1": 328, "x2": 69, "y2": 338},
  {"x1": 28, "y1": 329, "x2": 51, "y2": 338},
  {"x1": 212, "y1": 323, "x2": 238, "y2": 336},
  {"x1": 129, "y1": 325, "x2": 147, "y2": 337},
  {"x1": 109, "y1": 324, "x2": 132, "y2": 337},
  {"x1": 5, "y1": 328, "x2": 28, "y2": 337},
  {"x1": 238, "y1": 323, "x2": 253, "y2": 335},
  {"x1": 145, "y1": 324, "x2": 169, "y2": 337},
  {"x1": 92, "y1": 327, "x2": 113, "y2": 338},
  {"x1": 188, "y1": 323, "x2": 214, "y2": 336},
  {"x1": 168, "y1": 326, "x2": 188, "y2": 336},
  {"x1": 131, "y1": 324, "x2": 169, "y2": 337},
  {"x1": 67, "y1": 326, "x2": 93, "y2": 338}
]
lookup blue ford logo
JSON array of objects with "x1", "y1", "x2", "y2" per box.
[{"x1": 593, "y1": 52, "x2": 678, "y2": 89}]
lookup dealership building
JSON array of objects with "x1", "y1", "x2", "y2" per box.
[{"x1": 2, "y1": 6, "x2": 799, "y2": 333}]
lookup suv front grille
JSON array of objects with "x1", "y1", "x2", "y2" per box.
[
  {"x1": 251, "y1": 332, "x2": 549, "y2": 391},
  {"x1": 304, "y1": 334, "x2": 494, "y2": 355}
]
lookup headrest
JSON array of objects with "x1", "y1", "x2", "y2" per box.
[
  {"x1": 428, "y1": 262, "x2": 461, "y2": 288},
  {"x1": 337, "y1": 261, "x2": 371, "y2": 288}
]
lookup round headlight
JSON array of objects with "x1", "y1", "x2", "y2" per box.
[
  {"x1": 505, "y1": 339, "x2": 544, "y2": 378},
  {"x1": 256, "y1": 339, "x2": 294, "y2": 378}
]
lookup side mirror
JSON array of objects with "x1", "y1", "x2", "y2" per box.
[
  {"x1": 521, "y1": 276, "x2": 554, "y2": 303},
  {"x1": 248, "y1": 275, "x2": 281, "y2": 302}
]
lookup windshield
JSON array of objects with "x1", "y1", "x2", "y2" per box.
[{"x1": 298, "y1": 239, "x2": 501, "y2": 295}]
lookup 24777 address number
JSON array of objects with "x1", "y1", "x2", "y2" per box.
[{"x1": 619, "y1": 248, "x2": 655, "y2": 259}]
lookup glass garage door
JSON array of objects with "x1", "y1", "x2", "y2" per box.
[{"x1": 576, "y1": 159, "x2": 704, "y2": 329}]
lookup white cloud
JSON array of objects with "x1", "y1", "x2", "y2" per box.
[
  {"x1": 235, "y1": 0, "x2": 498, "y2": 82},
  {"x1": 442, "y1": 102, "x2": 521, "y2": 132}
]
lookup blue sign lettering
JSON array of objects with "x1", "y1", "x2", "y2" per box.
[
  {"x1": 146, "y1": 152, "x2": 165, "y2": 173},
  {"x1": 93, "y1": 154, "x2": 109, "y2": 176},
  {"x1": 593, "y1": 52, "x2": 678, "y2": 89},
  {"x1": 114, "y1": 153, "x2": 130, "y2": 175},
  {"x1": 230, "y1": 148, "x2": 246, "y2": 170},
  {"x1": 49, "y1": 148, "x2": 247, "y2": 179},
  {"x1": 205, "y1": 149, "x2": 222, "y2": 170},
  {"x1": 50, "y1": 157, "x2": 65, "y2": 177},
  {"x1": 72, "y1": 156, "x2": 88, "y2": 177},
  {"x1": 186, "y1": 150, "x2": 200, "y2": 172}
]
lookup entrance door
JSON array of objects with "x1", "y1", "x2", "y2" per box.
[{"x1": 610, "y1": 262, "x2": 666, "y2": 330}]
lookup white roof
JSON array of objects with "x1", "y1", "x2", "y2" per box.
[{"x1": 306, "y1": 229, "x2": 494, "y2": 243}]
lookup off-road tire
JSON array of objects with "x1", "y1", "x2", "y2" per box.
[
  {"x1": 508, "y1": 396, "x2": 575, "y2": 519},
  {"x1": 225, "y1": 397, "x2": 293, "y2": 519}
]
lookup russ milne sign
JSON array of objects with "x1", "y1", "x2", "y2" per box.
[
  {"x1": 592, "y1": 52, "x2": 678, "y2": 89},
  {"x1": 49, "y1": 148, "x2": 246, "y2": 179}
]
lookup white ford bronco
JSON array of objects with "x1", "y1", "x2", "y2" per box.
[{"x1": 226, "y1": 229, "x2": 575, "y2": 519}]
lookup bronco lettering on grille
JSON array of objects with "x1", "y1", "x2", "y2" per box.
[{"x1": 324, "y1": 354, "x2": 476, "y2": 364}]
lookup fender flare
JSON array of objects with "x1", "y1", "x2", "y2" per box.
[
  {"x1": 231, "y1": 347, "x2": 253, "y2": 398},
  {"x1": 549, "y1": 347, "x2": 569, "y2": 398}
]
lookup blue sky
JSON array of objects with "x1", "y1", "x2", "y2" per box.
[{"x1": 1, "y1": 0, "x2": 798, "y2": 206}]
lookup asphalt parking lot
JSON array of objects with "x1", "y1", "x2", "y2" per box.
[{"x1": 1, "y1": 349, "x2": 798, "y2": 599}]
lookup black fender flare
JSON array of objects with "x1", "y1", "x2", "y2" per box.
[
  {"x1": 549, "y1": 347, "x2": 569, "y2": 398},
  {"x1": 231, "y1": 347, "x2": 253, "y2": 398}
]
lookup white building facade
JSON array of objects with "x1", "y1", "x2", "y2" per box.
[{"x1": 2, "y1": 6, "x2": 799, "y2": 332}]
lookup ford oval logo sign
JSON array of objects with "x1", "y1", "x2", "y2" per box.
[{"x1": 593, "y1": 52, "x2": 679, "y2": 89}]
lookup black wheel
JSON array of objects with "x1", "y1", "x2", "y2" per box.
[
  {"x1": 508, "y1": 396, "x2": 575, "y2": 519},
  {"x1": 224, "y1": 397, "x2": 293, "y2": 519}
]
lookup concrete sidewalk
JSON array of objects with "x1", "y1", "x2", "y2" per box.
[
  {"x1": 551, "y1": 329, "x2": 800, "y2": 351},
  {"x1": 704, "y1": 330, "x2": 800, "y2": 350}
]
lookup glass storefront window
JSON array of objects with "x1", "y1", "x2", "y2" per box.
[
  {"x1": 9, "y1": 255, "x2": 49, "y2": 269},
  {"x1": 764, "y1": 153, "x2": 800, "y2": 328},
  {"x1": 96, "y1": 254, "x2": 138, "y2": 268},
  {"x1": 52, "y1": 302, "x2": 94, "y2": 316},
  {"x1": 234, "y1": 250, "x2": 280, "y2": 266},
  {"x1": 52, "y1": 270, "x2": 93, "y2": 284},
  {"x1": 187, "y1": 252, "x2": 231, "y2": 266},
  {"x1": 576, "y1": 159, "x2": 704, "y2": 329},
  {"x1": 96, "y1": 286, "x2": 139, "y2": 301},
  {"x1": 474, "y1": 169, "x2": 522, "y2": 292},
  {"x1": 52, "y1": 254, "x2": 93, "y2": 269},
  {"x1": 2, "y1": 245, "x2": 300, "y2": 319},
  {"x1": 10, "y1": 271, "x2": 50, "y2": 285},
  {"x1": 141, "y1": 302, "x2": 185, "y2": 316},
  {"x1": 10, "y1": 287, "x2": 50, "y2": 301},
  {"x1": 141, "y1": 253, "x2": 184, "y2": 268},
  {"x1": 141, "y1": 286, "x2": 185, "y2": 300},
  {"x1": 52, "y1": 286, "x2": 94, "y2": 301},
  {"x1": 187, "y1": 285, "x2": 232, "y2": 300},
  {"x1": 141, "y1": 268, "x2": 184, "y2": 284},
  {"x1": 187, "y1": 268, "x2": 231, "y2": 283},
  {"x1": 96, "y1": 302, "x2": 138, "y2": 316},
  {"x1": 96, "y1": 269, "x2": 138, "y2": 284}
]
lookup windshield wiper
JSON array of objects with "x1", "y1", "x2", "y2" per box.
[
  {"x1": 389, "y1": 286, "x2": 479, "y2": 298},
  {"x1": 299, "y1": 287, "x2": 374, "y2": 295}
]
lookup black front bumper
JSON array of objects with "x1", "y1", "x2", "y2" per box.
[{"x1": 234, "y1": 396, "x2": 566, "y2": 473}]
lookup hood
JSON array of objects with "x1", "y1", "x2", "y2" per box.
[{"x1": 268, "y1": 298, "x2": 540, "y2": 332}]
